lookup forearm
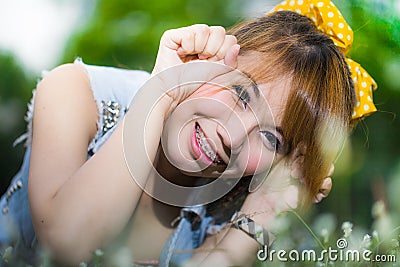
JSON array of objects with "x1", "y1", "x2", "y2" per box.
[
  {"x1": 187, "y1": 229, "x2": 260, "y2": 267},
  {"x1": 34, "y1": 126, "x2": 133, "y2": 260},
  {"x1": 29, "y1": 69, "x2": 172, "y2": 263}
]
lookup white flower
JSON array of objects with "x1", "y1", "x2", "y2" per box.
[
  {"x1": 109, "y1": 247, "x2": 133, "y2": 267},
  {"x1": 372, "y1": 230, "x2": 379, "y2": 239},
  {"x1": 2, "y1": 246, "x2": 13, "y2": 263},
  {"x1": 341, "y1": 221, "x2": 353, "y2": 238},
  {"x1": 321, "y1": 228, "x2": 329, "y2": 243},
  {"x1": 94, "y1": 249, "x2": 104, "y2": 257},
  {"x1": 361, "y1": 234, "x2": 372, "y2": 248},
  {"x1": 372, "y1": 200, "x2": 386, "y2": 218}
]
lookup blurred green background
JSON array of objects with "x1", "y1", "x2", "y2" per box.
[{"x1": 0, "y1": 0, "x2": 399, "y2": 233}]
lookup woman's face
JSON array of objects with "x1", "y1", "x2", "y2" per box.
[{"x1": 161, "y1": 56, "x2": 291, "y2": 179}]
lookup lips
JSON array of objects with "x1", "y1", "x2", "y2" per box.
[{"x1": 192, "y1": 122, "x2": 224, "y2": 165}]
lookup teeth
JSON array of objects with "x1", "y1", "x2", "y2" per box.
[{"x1": 196, "y1": 124, "x2": 220, "y2": 163}]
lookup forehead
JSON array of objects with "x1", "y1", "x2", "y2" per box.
[
  {"x1": 236, "y1": 55, "x2": 292, "y2": 123},
  {"x1": 257, "y1": 80, "x2": 290, "y2": 121}
]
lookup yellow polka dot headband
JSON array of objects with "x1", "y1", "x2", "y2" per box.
[{"x1": 269, "y1": 0, "x2": 378, "y2": 120}]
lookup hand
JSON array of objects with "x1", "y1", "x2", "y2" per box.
[
  {"x1": 251, "y1": 157, "x2": 306, "y2": 213},
  {"x1": 152, "y1": 24, "x2": 240, "y2": 75},
  {"x1": 241, "y1": 155, "x2": 334, "y2": 221},
  {"x1": 314, "y1": 164, "x2": 333, "y2": 203}
]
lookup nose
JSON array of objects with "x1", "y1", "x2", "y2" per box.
[{"x1": 216, "y1": 112, "x2": 258, "y2": 151}]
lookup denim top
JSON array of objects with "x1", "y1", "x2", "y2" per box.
[{"x1": 0, "y1": 59, "x2": 218, "y2": 266}]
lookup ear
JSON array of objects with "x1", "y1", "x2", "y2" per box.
[{"x1": 314, "y1": 177, "x2": 332, "y2": 203}]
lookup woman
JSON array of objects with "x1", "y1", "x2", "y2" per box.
[{"x1": 0, "y1": 0, "x2": 377, "y2": 266}]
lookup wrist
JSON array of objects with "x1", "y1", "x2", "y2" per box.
[{"x1": 231, "y1": 211, "x2": 271, "y2": 247}]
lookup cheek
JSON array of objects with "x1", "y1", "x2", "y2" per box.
[
  {"x1": 244, "y1": 154, "x2": 261, "y2": 174},
  {"x1": 244, "y1": 148, "x2": 275, "y2": 175}
]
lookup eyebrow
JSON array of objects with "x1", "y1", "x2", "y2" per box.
[{"x1": 242, "y1": 71, "x2": 260, "y2": 98}]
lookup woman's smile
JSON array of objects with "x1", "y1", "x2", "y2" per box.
[{"x1": 191, "y1": 122, "x2": 225, "y2": 166}]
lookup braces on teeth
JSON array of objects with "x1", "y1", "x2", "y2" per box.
[{"x1": 195, "y1": 124, "x2": 220, "y2": 163}]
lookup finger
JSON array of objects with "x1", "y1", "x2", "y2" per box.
[
  {"x1": 213, "y1": 35, "x2": 238, "y2": 61},
  {"x1": 314, "y1": 177, "x2": 332, "y2": 203},
  {"x1": 193, "y1": 24, "x2": 211, "y2": 55},
  {"x1": 198, "y1": 26, "x2": 226, "y2": 59},
  {"x1": 177, "y1": 24, "x2": 211, "y2": 56},
  {"x1": 160, "y1": 29, "x2": 181, "y2": 50},
  {"x1": 223, "y1": 44, "x2": 240, "y2": 68},
  {"x1": 177, "y1": 28, "x2": 196, "y2": 56},
  {"x1": 291, "y1": 143, "x2": 306, "y2": 159}
]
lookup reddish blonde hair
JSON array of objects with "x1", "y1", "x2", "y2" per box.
[{"x1": 229, "y1": 11, "x2": 355, "y2": 203}]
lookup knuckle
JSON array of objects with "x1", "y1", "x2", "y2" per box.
[
  {"x1": 195, "y1": 25, "x2": 211, "y2": 38},
  {"x1": 210, "y1": 25, "x2": 226, "y2": 34},
  {"x1": 192, "y1": 23, "x2": 208, "y2": 28},
  {"x1": 161, "y1": 29, "x2": 174, "y2": 39},
  {"x1": 226, "y1": 34, "x2": 238, "y2": 44},
  {"x1": 194, "y1": 23, "x2": 209, "y2": 30},
  {"x1": 190, "y1": 24, "x2": 210, "y2": 34}
]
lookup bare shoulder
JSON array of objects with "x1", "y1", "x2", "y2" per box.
[
  {"x1": 33, "y1": 62, "x2": 98, "y2": 143},
  {"x1": 36, "y1": 63, "x2": 91, "y2": 105},
  {"x1": 29, "y1": 62, "x2": 98, "y2": 186}
]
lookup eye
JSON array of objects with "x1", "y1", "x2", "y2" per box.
[
  {"x1": 232, "y1": 84, "x2": 250, "y2": 109},
  {"x1": 260, "y1": 131, "x2": 281, "y2": 152}
]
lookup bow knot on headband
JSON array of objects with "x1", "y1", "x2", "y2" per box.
[{"x1": 270, "y1": 0, "x2": 378, "y2": 120}]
